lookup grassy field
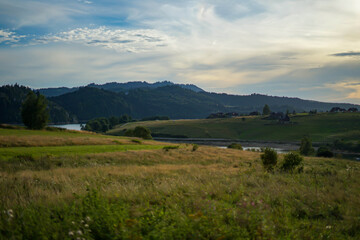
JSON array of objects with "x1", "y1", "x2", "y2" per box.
[
  {"x1": 0, "y1": 127, "x2": 360, "y2": 239},
  {"x1": 108, "y1": 112, "x2": 360, "y2": 143}
]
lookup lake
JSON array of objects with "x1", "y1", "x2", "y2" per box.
[{"x1": 50, "y1": 124, "x2": 83, "y2": 131}]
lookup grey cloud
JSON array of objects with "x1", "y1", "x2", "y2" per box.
[{"x1": 331, "y1": 51, "x2": 360, "y2": 57}]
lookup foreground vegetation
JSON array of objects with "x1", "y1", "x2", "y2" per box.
[
  {"x1": 109, "y1": 112, "x2": 360, "y2": 143},
  {"x1": 0, "y1": 127, "x2": 360, "y2": 239}
]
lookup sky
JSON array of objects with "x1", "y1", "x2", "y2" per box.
[{"x1": 0, "y1": 0, "x2": 360, "y2": 104}]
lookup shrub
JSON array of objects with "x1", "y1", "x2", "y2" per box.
[
  {"x1": 299, "y1": 137, "x2": 315, "y2": 156},
  {"x1": 125, "y1": 126, "x2": 152, "y2": 139},
  {"x1": 227, "y1": 143, "x2": 243, "y2": 150},
  {"x1": 134, "y1": 126, "x2": 152, "y2": 139},
  {"x1": 163, "y1": 146, "x2": 179, "y2": 151},
  {"x1": 260, "y1": 148, "x2": 278, "y2": 171},
  {"x1": 281, "y1": 152, "x2": 303, "y2": 172},
  {"x1": 316, "y1": 146, "x2": 334, "y2": 158},
  {"x1": 192, "y1": 144, "x2": 199, "y2": 151}
]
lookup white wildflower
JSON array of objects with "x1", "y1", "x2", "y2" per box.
[
  {"x1": 68, "y1": 231, "x2": 74, "y2": 236},
  {"x1": 77, "y1": 230, "x2": 83, "y2": 235}
]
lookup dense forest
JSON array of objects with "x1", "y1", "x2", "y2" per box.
[{"x1": 1, "y1": 82, "x2": 359, "y2": 124}]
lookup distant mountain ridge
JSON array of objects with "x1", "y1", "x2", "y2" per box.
[
  {"x1": 38, "y1": 81, "x2": 204, "y2": 97},
  {"x1": 1, "y1": 81, "x2": 359, "y2": 124}
]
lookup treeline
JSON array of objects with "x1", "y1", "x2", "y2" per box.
[
  {"x1": 82, "y1": 115, "x2": 133, "y2": 132},
  {"x1": 82, "y1": 115, "x2": 170, "y2": 133}
]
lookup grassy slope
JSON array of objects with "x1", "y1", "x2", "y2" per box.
[
  {"x1": 0, "y1": 128, "x2": 360, "y2": 239},
  {"x1": 0, "y1": 127, "x2": 166, "y2": 147},
  {"x1": 108, "y1": 112, "x2": 360, "y2": 142}
]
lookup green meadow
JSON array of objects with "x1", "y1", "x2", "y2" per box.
[
  {"x1": 1, "y1": 126, "x2": 360, "y2": 239},
  {"x1": 108, "y1": 112, "x2": 360, "y2": 143}
]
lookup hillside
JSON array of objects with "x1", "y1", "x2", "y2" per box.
[
  {"x1": 49, "y1": 87, "x2": 131, "y2": 121},
  {"x1": 50, "y1": 84, "x2": 359, "y2": 121},
  {"x1": 1, "y1": 126, "x2": 360, "y2": 239},
  {"x1": 108, "y1": 112, "x2": 360, "y2": 143}
]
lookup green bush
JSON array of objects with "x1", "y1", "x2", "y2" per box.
[
  {"x1": 260, "y1": 148, "x2": 278, "y2": 171},
  {"x1": 125, "y1": 126, "x2": 152, "y2": 139},
  {"x1": 281, "y1": 152, "x2": 303, "y2": 172},
  {"x1": 133, "y1": 126, "x2": 152, "y2": 139},
  {"x1": 227, "y1": 143, "x2": 243, "y2": 150},
  {"x1": 316, "y1": 146, "x2": 334, "y2": 158},
  {"x1": 299, "y1": 137, "x2": 315, "y2": 156},
  {"x1": 192, "y1": 144, "x2": 199, "y2": 151}
]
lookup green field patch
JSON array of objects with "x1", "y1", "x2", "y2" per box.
[
  {"x1": 109, "y1": 112, "x2": 360, "y2": 142},
  {"x1": 0, "y1": 144, "x2": 165, "y2": 160}
]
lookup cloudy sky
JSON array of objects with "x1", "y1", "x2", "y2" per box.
[{"x1": 0, "y1": 0, "x2": 360, "y2": 103}]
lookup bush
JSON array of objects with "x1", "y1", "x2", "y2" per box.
[
  {"x1": 260, "y1": 148, "x2": 278, "y2": 171},
  {"x1": 192, "y1": 144, "x2": 199, "y2": 151},
  {"x1": 227, "y1": 143, "x2": 243, "y2": 150},
  {"x1": 281, "y1": 152, "x2": 303, "y2": 172},
  {"x1": 125, "y1": 126, "x2": 152, "y2": 139},
  {"x1": 133, "y1": 126, "x2": 152, "y2": 139},
  {"x1": 316, "y1": 146, "x2": 334, "y2": 158},
  {"x1": 299, "y1": 137, "x2": 315, "y2": 156}
]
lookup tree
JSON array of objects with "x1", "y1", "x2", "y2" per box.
[
  {"x1": 21, "y1": 91, "x2": 49, "y2": 129},
  {"x1": 262, "y1": 104, "x2": 271, "y2": 115},
  {"x1": 299, "y1": 137, "x2": 315, "y2": 156}
]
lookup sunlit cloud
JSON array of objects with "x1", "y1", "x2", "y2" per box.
[{"x1": 327, "y1": 81, "x2": 360, "y2": 99}]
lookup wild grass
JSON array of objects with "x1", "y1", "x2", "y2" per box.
[{"x1": 1, "y1": 128, "x2": 360, "y2": 239}]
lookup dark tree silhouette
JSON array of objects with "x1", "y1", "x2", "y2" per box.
[
  {"x1": 21, "y1": 91, "x2": 49, "y2": 129},
  {"x1": 262, "y1": 104, "x2": 271, "y2": 115}
]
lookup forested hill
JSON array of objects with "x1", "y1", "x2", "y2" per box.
[
  {"x1": 49, "y1": 84, "x2": 359, "y2": 121},
  {"x1": 1, "y1": 82, "x2": 359, "y2": 123}
]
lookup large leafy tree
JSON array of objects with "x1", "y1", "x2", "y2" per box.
[{"x1": 21, "y1": 91, "x2": 49, "y2": 129}]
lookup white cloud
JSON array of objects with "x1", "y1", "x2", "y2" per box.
[
  {"x1": 34, "y1": 27, "x2": 173, "y2": 53},
  {"x1": 0, "y1": 30, "x2": 25, "y2": 44}
]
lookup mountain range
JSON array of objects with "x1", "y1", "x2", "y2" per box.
[{"x1": 1, "y1": 81, "x2": 358, "y2": 124}]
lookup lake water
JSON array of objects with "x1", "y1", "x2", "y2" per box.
[{"x1": 50, "y1": 124, "x2": 83, "y2": 131}]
